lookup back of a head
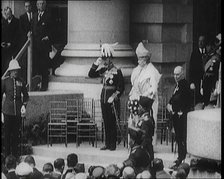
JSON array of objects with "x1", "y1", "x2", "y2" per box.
[
  {"x1": 136, "y1": 170, "x2": 152, "y2": 179},
  {"x1": 54, "y1": 158, "x2": 65, "y2": 171},
  {"x1": 152, "y1": 158, "x2": 164, "y2": 172},
  {"x1": 92, "y1": 167, "x2": 105, "y2": 179},
  {"x1": 104, "y1": 164, "x2": 120, "y2": 178},
  {"x1": 74, "y1": 172, "x2": 88, "y2": 179},
  {"x1": 178, "y1": 162, "x2": 190, "y2": 177},
  {"x1": 24, "y1": 155, "x2": 35, "y2": 167},
  {"x1": 122, "y1": 166, "x2": 135, "y2": 179},
  {"x1": 175, "y1": 168, "x2": 186, "y2": 179},
  {"x1": 67, "y1": 153, "x2": 78, "y2": 167},
  {"x1": 5, "y1": 155, "x2": 17, "y2": 170},
  {"x1": 141, "y1": 170, "x2": 152, "y2": 179},
  {"x1": 43, "y1": 162, "x2": 54, "y2": 173}
]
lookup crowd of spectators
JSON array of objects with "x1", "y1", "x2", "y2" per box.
[{"x1": 1, "y1": 153, "x2": 192, "y2": 179}]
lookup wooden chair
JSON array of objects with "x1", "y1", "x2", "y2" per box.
[
  {"x1": 66, "y1": 99, "x2": 80, "y2": 143},
  {"x1": 47, "y1": 101, "x2": 67, "y2": 147},
  {"x1": 157, "y1": 96, "x2": 170, "y2": 145},
  {"x1": 76, "y1": 98, "x2": 97, "y2": 147}
]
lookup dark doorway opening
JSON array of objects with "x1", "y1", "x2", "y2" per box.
[{"x1": 193, "y1": 0, "x2": 221, "y2": 48}]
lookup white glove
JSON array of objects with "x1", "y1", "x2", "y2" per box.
[
  {"x1": 42, "y1": 36, "x2": 49, "y2": 41},
  {"x1": 101, "y1": 42, "x2": 118, "y2": 57},
  {"x1": 166, "y1": 103, "x2": 173, "y2": 113},
  {"x1": 94, "y1": 57, "x2": 103, "y2": 66},
  {"x1": 21, "y1": 105, "x2": 26, "y2": 117},
  {"x1": 108, "y1": 92, "x2": 119, "y2": 103},
  {"x1": 200, "y1": 88, "x2": 203, "y2": 95},
  {"x1": 1, "y1": 113, "x2": 4, "y2": 123},
  {"x1": 107, "y1": 96, "x2": 115, "y2": 103},
  {"x1": 190, "y1": 83, "x2": 195, "y2": 90}
]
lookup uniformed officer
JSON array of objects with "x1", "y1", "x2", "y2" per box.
[
  {"x1": 1, "y1": 59, "x2": 29, "y2": 159},
  {"x1": 119, "y1": 127, "x2": 151, "y2": 174},
  {"x1": 138, "y1": 96, "x2": 155, "y2": 161},
  {"x1": 167, "y1": 66, "x2": 192, "y2": 169},
  {"x1": 127, "y1": 97, "x2": 155, "y2": 161},
  {"x1": 201, "y1": 37, "x2": 221, "y2": 107},
  {"x1": 88, "y1": 43, "x2": 124, "y2": 151}
]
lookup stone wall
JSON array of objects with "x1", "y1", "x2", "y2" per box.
[{"x1": 130, "y1": 0, "x2": 193, "y2": 98}]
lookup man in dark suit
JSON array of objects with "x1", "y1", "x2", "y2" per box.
[
  {"x1": 167, "y1": 66, "x2": 192, "y2": 170},
  {"x1": 1, "y1": 7, "x2": 20, "y2": 75},
  {"x1": 32, "y1": 0, "x2": 53, "y2": 91},
  {"x1": 51, "y1": 158, "x2": 65, "y2": 179},
  {"x1": 189, "y1": 35, "x2": 206, "y2": 106},
  {"x1": 24, "y1": 155, "x2": 44, "y2": 179},
  {"x1": 19, "y1": 1, "x2": 33, "y2": 45},
  {"x1": 19, "y1": 0, "x2": 33, "y2": 81}
]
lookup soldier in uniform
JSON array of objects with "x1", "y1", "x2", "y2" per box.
[
  {"x1": 201, "y1": 37, "x2": 221, "y2": 107},
  {"x1": 88, "y1": 43, "x2": 124, "y2": 151},
  {"x1": 128, "y1": 96, "x2": 155, "y2": 161},
  {"x1": 119, "y1": 127, "x2": 151, "y2": 175},
  {"x1": 167, "y1": 66, "x2": 192, "y2": 169},
  {"x1": 189, "y1": 35, "x2": 207, "y2": 106},
  {"x1": 1, "y1": 60, "x2": 29, "y2": 159}
]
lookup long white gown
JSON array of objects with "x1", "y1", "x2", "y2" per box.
[{"x1": 129, "y1": 62, "x2": 161, "y2": 145}]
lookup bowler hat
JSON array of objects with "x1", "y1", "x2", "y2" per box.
[{"x1": 7, "y1": 60, "x2": 21, "y2": 71}]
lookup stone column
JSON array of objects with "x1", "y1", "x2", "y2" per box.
[
  {"x1": 130, "y1": 0, "x2": 193, "y2": 97},
  {"x1": 50, "y1": 0, "x2": 135, "y2": 99},
  {"x1": 55, "y1": 0, "x2": 135, "y2": 78}
]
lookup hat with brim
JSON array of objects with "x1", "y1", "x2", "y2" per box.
[
  {"x1": 136, "y1": 42, "x2": 151, "y2": 57},
  {"x1": 7, "y1": 59, "x2": 21, "y2": 71},
  {"x1": 15, "y1": 162, "x2": 33, "y2": 176}
]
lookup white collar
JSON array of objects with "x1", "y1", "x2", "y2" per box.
[
  {"x1": 54, "y1": 170, "x2": 61, "y2": 175},
  {"x1": 8, "y1": 18, "x2": 12, "y2": 23},
  {"x1": 8, "y1": 169, "x2": 16, "y2": 172}
]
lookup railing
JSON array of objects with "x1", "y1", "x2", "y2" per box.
[{"x1": 1, "y1": 33, "x2": 33, "y2": 91}]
